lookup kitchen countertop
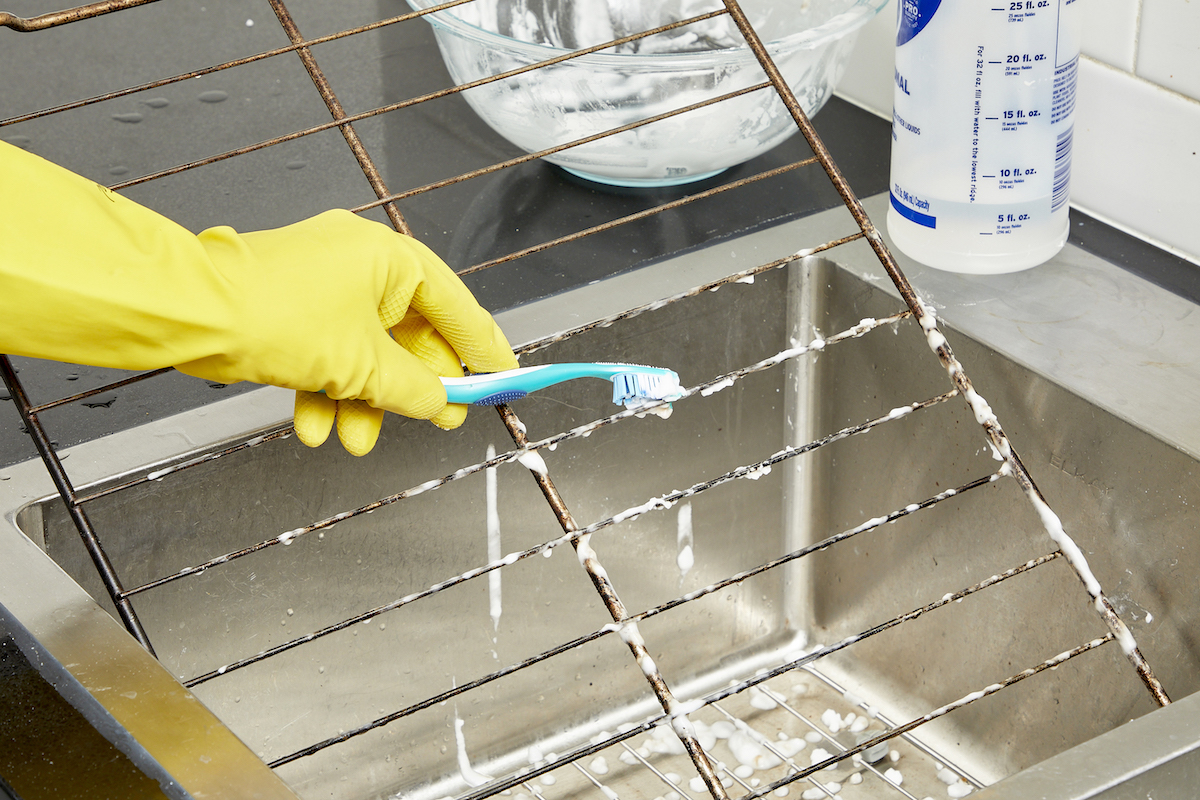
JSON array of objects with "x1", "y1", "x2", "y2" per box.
[{"x1": 0, "y1": 0, "x2": 1194, "y2": 470}]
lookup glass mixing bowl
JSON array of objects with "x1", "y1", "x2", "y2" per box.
[{"x1": 405, "y1": 0, "x2": 886, "y2": 187}]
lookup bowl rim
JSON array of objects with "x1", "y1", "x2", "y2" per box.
[{"x1": 403, "y1": 0, "x2": 888, "y2": 65}]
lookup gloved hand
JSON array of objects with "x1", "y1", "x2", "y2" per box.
[{"x1": 0, "y1": 141, "x2": 518, "y2": 456}]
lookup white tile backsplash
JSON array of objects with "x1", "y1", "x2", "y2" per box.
[
  {"x1": 835, "y1": 0, "x2": 1200, "y2": 265},
  {"x1": 1080, "y1": 0, "x2": 1139, "y2": 71},
  {"x1": 1138, "y1": 0, "x2": 1200, "y2": 100},
  {"x1": 1072, "y1": 57, "x2": 1200, "y2": 261}
]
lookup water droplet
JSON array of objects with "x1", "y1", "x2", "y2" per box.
[
  {"x1": 141, "y1": 97, "x2": 170, "y2": 109},
  {"x1": 198, "y1": 90, "x2": 229, "y2": 104},
  {"x1": 80, "y1": 393, "x2": 117, "y2": 409},
  {"x1": 111, "y1": 112, "x2": 144, "y2": 124},
  {"x1": 107, "y1": 165, "x2": 128, "y2": 176},
  {"x1": 285, "y1": 160, "x2": 307, "y2": 171}
]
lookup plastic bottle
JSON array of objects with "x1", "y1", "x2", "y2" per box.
[{"x1": 887, "y1": 0, "x2": 1082, "y2": 273}]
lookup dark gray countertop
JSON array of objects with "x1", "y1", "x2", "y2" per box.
[{"x1": 0, "y1": 0, "x2": 1191, "y2": 470}]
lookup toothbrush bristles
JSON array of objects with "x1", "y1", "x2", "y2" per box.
[{"x1": 612, "y1": 371, "x2": 683, "y2": 406}]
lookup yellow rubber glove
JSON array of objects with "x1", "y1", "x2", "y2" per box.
[{"x1": 0, "y1": 142, "x2": 518, "y2": 456}]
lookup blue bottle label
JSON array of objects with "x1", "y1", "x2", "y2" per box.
[{"x1": 897, "y1": 0, "x2": 942, "y2": 47}]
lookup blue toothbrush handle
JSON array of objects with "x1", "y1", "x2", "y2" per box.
[
  {"x1": 441, "y1": 363, "x2": 677, "y2": 406},
  {"x1": 441, "y1": 370, "x2": 538, "y2": 405}
]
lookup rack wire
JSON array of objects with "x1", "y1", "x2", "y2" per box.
[{"x1": 0, "y1": 2, "x2": 1172, "y2": 799}]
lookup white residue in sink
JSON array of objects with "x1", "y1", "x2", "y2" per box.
[
  {"x1": 748, "y1": 686, "x2": 777, "y2": 710},
  {"x1": 676, "y1": 502, "x2": 694, "y2": 578},
  {"x1": 820, "y1": 708, "x2": 851, "y2": 733},
  {"x1": 454, "y1": 714, "x2": 492, "y2": 787},
  {"x1": 486, "y1": 445, "x2": 502, "y2": 631}
]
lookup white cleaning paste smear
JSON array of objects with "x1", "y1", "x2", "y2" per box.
[
  {"x1": 631, "y1": 401, "x2": 675, "y2": 420},
  {"x1": 676, "y1": 502, "x2": 694, "y2": 578},
  {"x1": 700, "y1": 377, "x2": 735, "y2": 397},
  {"x1": 728, "y1": 730, "x2": 782, "y2": 771},
  {"x1": 516, "y1": 448, "x2": 549, "y2": 476},
  {"x1": 912, "y1": 294, "x2": 1146, "y2": 660},
  {"x1": 676, "y1": 544, "x2": 694, "y2": 574},
  {"x1": 486, "y1": 445, "x2": 502, "y2": 631},
  {"x1": 454, "y1": 715, "x2": 492, "y2": 787}
]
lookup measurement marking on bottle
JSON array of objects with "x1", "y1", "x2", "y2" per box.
[{"x1": 890, "y1": 0, "x2": 1079, "y2": 271}]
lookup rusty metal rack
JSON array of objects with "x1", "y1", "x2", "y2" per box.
[{"x1": 0, "y1": 2, "x2": 1171, "y2": 800}]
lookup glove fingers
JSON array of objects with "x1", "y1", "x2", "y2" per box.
[
  {"x1": 294, "y1": 390, "x2": 336, "y2": 448},
  {"x1": 391, "y1": 309, "x2": 463, "y2": 372},
  {"x1": 336, "y1": 399, "x2": 385, "y2": 457},
  {"x1": 384, "y1": 237, "x2": 519, "y2": 375},
  {"x1": 363, "y1": 324, "x2": 450, "y2": 420},
  {"x1": 295, "y1": 391, "x2": 385, "y2": 456},
  {"x1": 392, "y1": 310, "x2": 470, "y2": 430}
]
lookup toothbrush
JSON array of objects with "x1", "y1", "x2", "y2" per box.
[{"x1": 441, "y1": 363, "x2": 683, "y2": 407}]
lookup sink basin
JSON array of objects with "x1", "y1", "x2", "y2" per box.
[{"x1": 2, "y1": 194, "x2": 1198, "y2": 800}]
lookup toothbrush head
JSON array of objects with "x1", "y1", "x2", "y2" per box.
[{"x1": 610, "y1": 368, "x2": 684, "y2": 408}]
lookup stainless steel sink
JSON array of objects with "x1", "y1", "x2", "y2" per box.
[{"x1": 2, "y1": 194, "x2": 1198, "y2": 800}]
